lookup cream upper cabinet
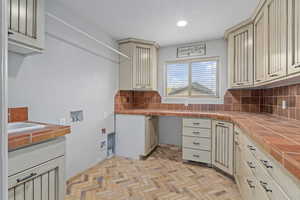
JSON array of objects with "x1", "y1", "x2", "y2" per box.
[
  {"x1": 212, "y1": 120, "x2": 234, "y2": 175},
  {"x1": 228, "y1": 24, "x2": 253, "y2": 88},
  {"x1": 288, "y1": 0, "x2": 300, "y2": 75},
  {"x1": 119, "y1": 39, "x2": 158, "y2": 91},
  {"x1": 8, "y1": 0, "x2": 45, "y2": 54},
  {"x1": 265, "y1": 0, "x2": 288, "y2": 81},
  {"x1": 254, "y1": 8, "x2": 268, "y2": 85}
]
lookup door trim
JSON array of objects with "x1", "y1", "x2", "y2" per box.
[{"x1": 0, "y1": 0, "x2": 8, "y2": 199}]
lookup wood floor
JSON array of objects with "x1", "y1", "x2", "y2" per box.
[{"x1": 65, "y1": 145, "x2": 242, "y2": 200}]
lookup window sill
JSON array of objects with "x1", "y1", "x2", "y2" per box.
[{"x1": 161, "y1": 96, "x2": 224, "y2": 105}]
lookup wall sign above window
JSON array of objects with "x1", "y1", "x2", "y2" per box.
[{"x1": 177, "y1": 43, "x2": 206, "y2": 58}]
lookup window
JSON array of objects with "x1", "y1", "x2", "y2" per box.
[{"x1": 166, "y1": 58, "x2": 219, "y2": 97}]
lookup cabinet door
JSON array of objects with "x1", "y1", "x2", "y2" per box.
[
  {"x1": 212, "y1": 121, "x2": 234, "y2": 175},
  {"x1": 132, "y1": 44, "x2": 155, "y2": 90},
  {"x1": 228, "y1": 24, "x2": 253, "y2": 88},
  {"x1": 8, "y1": 0, "x2": 45, "y2": 51},
  {"x1": 8, "y1": 156, "x2": 65, "y2": 200},
  {"x1": 144, "y1": 116, "x2": 158, "y2": 155},
  {"x1": 288, "y1": 0, "x2": 300, "y2": 74},
  {"x1": 266, "y1": 0, "x2": 288, "y2": 80},
  {"x1": 254, "y1": 8, "x2": 268, "y2": 85}
]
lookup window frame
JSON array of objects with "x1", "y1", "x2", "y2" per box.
[{"x1": 164, "y1": 57, "x2": 220, "y2": 98}]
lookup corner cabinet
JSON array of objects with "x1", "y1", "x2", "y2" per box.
[
  {"x1": 212, "y1": 120, "x2": 234, "y2": 175},
  {"x1": 254, "y1": 8, "x2": 268, "y2": 85},
  {"x1": 288, "y1": 0, "x2": 300, "y2": 75},
  {"x1": 8, "y1": 0, "x2": 45, "y2": 54},
  {"x1": 228, "y1": 24, "x2": 253, "y2": 88},
  {"x1": 119, "y1": 39, "x2": 159, "y2": 91}
]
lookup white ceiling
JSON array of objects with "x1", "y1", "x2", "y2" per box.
[{"x1": 53, "y1": 0, "x2": 259, "y2": 47}]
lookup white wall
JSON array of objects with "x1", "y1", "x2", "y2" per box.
[
  {"x1": 158, "y1": 39, "x2": 228, "y2": 104},
  {"x1": 8, "y1": 1, "x2": 119, "y2": 178},
  {"x1": 158, "y1": 117, "x2": 182, "y2": 146},
  {"x1": 157, "y1": 39, "x2": 227, "y2": 146}
]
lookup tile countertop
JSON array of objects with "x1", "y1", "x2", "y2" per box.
[
  {"x1": 8, "y1": 121, "x2": 71, "y2": 151},
  {"x1": 116, "y1": 109, "x2": 300, "y2": 181}
]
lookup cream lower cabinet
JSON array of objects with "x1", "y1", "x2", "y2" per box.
[
  {"x1": 119, "y1": 39, "x2": 158, "y2": 91},
  {"x1": 212, "y1": 120, "x2": 234, "y2": 175},
  {"x1": 288, "y1": 0, "x2": 300, "y2": 75},
  {"x1": 182, "y1": 118, "x2": 212, "y2": 165},
  {"x1": 234, "y1": 127, "x2": 300, "y2": 200},
  {"x1": 116, "y1": 114, "x2": 158, "y2": 159},
  {"x1": 228, "y1": 24, "x2": 253, "y2": 88},
  {"x1": 8, "y1": 137, "x2": 66, "y2": 200}
]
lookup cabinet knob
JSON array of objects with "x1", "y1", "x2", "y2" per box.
[
  {"x1": 247, "y1": 145, "x2": 256, "y2": 151},
  {"x1": 246, "y1": 179, "x2": 255, "y2": 188},
  {"x1": 247, "y1": 161, "x2": 255, "y2": 169},
  {"x1": 17, "y1": 173, "x2": 37, "y2": 183},
  {"x1": 260, "y1": 181, "x2": 272, "y2": 193},
  {"x1": 260, "y1": 160, "x2": 273, "y2": 169}
]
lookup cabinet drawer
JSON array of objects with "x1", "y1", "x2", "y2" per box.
[
  {"x1": 183, "y1": 136, "x2": 211, "y2": 151},
  {"x1": 183, "y1": 127, "x2": 211, "y2": 138},
  {"x1": 183, "y1": 148, "x2": 211, "y2": 163},
  {"x1": 255, "y1": 161, "x2": 290, "y2": 200},
  {"x1": 183, "y1": 118, "x2": 211, "y2": 128}
]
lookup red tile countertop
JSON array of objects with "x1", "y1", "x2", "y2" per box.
[
  {"x1": 116, "y1": 109, "x2": 300, "y2": 181},
  {"x1": 8, "y1": 121, "x2": 71, "y2": 151}
]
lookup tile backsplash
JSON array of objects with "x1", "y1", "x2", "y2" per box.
[
  {"x1": 8, "y1": 107, "x2": 28, "y2": 123},
  {"x1": 115, "y1": 83, "x2": 300, "y2": 121}
]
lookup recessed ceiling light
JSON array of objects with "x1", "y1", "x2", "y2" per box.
[{"x1": 177, "y1": 20, "x2": 188, "y2": 27}]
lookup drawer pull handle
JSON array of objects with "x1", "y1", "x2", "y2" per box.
[
  {"x1": 193, "y1": 142, "x2": 200, "y2": 145},
  {"x1": 192, "y1": 132, "x2": 200, "y2": 134},
  {"x1": 193, "y1": 155, "x2": 200, "y2": 158},
  {"x1": 217, "y1": 122, "x2": 225, "y2": 126},
  {"x1": 193, "y1": 123, "x2": 200, "y2": 126},
  {"x1": 17, "y1": 173, "x2": 37, "y2": 183},
  {"x1": 247, "y1": 145, "x2": 256, "y2": 151},
  {"x1": 260, "y1": 181, "x2": 272, "y2": 193},
  {"x1": 260, "y1": 160, "x2": 273, "y2": 168},
  {"x1": 8, "y1": 31, "x2": 14, "y2": 36},
  {"x1": 246, "y1": 179, "x2": 255, "y2": 188},
  {"x1": 270, "y1": 74, "x2": 278, "y2": 77},
  {"x1": 247, "y1": 161, "x2": 255, "y2": 169}
]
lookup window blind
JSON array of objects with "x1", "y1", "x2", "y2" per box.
[{"x1": 166, "y1": 59, "x2": 218, "y2": 97}]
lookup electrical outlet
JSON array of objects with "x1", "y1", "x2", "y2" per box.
[
  {"x1": 184, "y1": 99, "x2": 189, "y2": 106},
  {"x1": 282, "y1": 100, "x2": 287, "y2": 110}
]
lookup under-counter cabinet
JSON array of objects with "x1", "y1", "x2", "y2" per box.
[
  {"x1": 8, "y1": 137, "x2": 66, "y2": 200},
  {"x1": 212, "y1": 120, "x2": 234, "y2": 175},
  {"x1": 234, "y1": 127, "x2": 300, "y2": 200},
  {"x1": 182, "y1": 118, "x2": 212, "y2": 164},
  {"x1": 288, "y1": 0, "x2": 300, "y2": 75},
  {"x1": 119, "y1": 38, "x2": 159, "y2": 91},
  {"x1": 116, "y1": 114, "x2": 158, "y2": 159},
  {"x1": 228, "y1": 24, "x2": 253, "y2": 88},
  {"x1": 8, "y1": 0, "x2": 45, "y2": 54}
]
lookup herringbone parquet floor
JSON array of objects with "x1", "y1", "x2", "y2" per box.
[{"x1": 65, "y1": 145, "x2": 242, "y2": 200}]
